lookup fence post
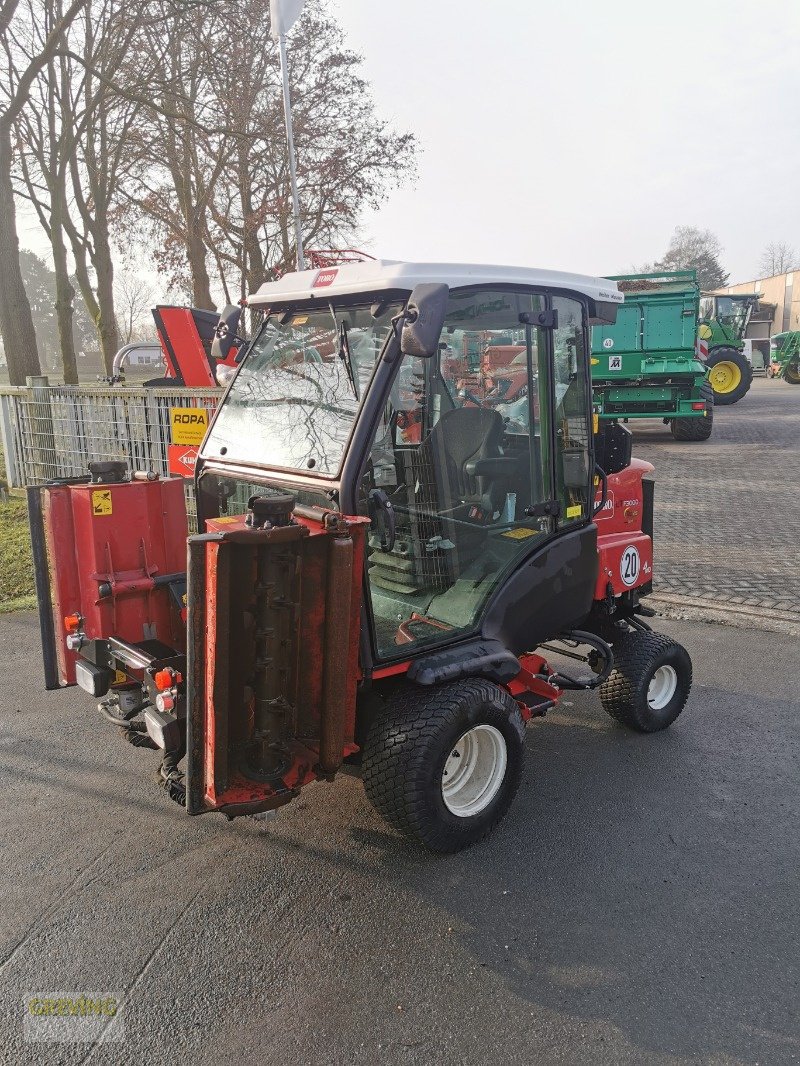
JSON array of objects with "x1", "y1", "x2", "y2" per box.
[
  {"x1": 0, "y1": 393, "x2": 20, "y2": 487},
  {"x1": 26, "y1": 375, "x2": 57, "y2": 484}
]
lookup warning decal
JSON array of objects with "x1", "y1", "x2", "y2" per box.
[
  {"x1": 170, "y1": 406, "x2": 209, "y2": 445},
  {"x1": 91, "y1": 489, "x2": 112, "y2": 516},
  {"x1": 608, "y1": 355, "x2": 623, "y2": 370}
]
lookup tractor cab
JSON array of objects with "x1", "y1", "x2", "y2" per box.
[
  {"x1": 699, "y1": 292, "x2": 760, "y2": 343},
  {"x1": 198, "y1": 262, "x2": 623, "y2": 668}
]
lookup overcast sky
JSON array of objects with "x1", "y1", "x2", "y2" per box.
[
  {"x1": 17, "y1": 0, "x2": 799, "y2": 288},
  {"x1": 334, "y1": 0, "x2": 799, "y2": 284}
]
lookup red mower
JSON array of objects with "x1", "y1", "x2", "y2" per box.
[{"x1": 29, "y1": 261, "x2": 692, "y2": 852}]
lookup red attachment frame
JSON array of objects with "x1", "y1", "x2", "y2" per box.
[
  {"x1": 306, "y1": 249, "x2": 376, "y2": 269},
  {"x1": 40, "y1": 476, "x2": 188, "y2": 685}
]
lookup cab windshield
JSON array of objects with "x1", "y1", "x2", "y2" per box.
[
  {"x1": 713, "y1": 296, "x2": 752, "y2": 338},
  {"x1": 204, "y1": 301, "x2": 401, "y2": 474}
]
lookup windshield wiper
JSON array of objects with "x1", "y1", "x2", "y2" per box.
[{"x1": 337, "y1": 318, "x2": 359, "y2": 400}]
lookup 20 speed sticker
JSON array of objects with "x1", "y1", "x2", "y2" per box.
[{"x1": 620, "y1": 545, "x2": 640, "y2": 586}]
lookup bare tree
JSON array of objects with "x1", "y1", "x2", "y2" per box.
[
  {"x1": 115, "y1": 271, "x2": 153, "y2": 344},
  {"x1": 759, "y1": 242, "x2": 798, "y2": 278},
  {"x1": 124, "y1": 0, "x2": 415, "y2": 306},
  {"x1": 655, "y1": 226, "x2": 729, "y2": 290},
  {"x1": 0, "y1": 0, "x2": 89, "y2": 384}
]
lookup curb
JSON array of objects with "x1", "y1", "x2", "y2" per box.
[{"x1": 648, "y1": 592, "x2": 800, "y2": 636}]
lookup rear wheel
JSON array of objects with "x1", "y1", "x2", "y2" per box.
[
  {"x1": 705, "y1": 347, "x2": 752, "y2": 405},
  {"x1": 363, "y1": 679, "x2": 525, "y2": 852},
  {"x1": 669, "y1": 383, "x2": 714, "y2": 441},
  {"x1": 600, "y1": 631, "x2": 692, "y2": 733}
]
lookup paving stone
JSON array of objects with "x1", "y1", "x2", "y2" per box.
[{"x1": 628, "y1": 378, "x2": 800, "y2": 617}]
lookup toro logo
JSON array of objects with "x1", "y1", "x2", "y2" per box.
[
  {"x1": 313, "y1": 269, "x2": 338, "y2": 288},
  {"x1": 595, "y1": 491, "x2": 614, "y2": 519}
]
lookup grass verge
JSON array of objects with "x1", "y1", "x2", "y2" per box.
[{"x1": 0, "y1": 494, "x2": 36, "y2": 612}]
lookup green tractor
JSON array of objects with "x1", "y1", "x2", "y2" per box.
[
  {"x1": 697, "y1": 293, "x2": 758, "y2": 405},
  {"x1": 767, "y1": 331, "x2": 800, "y2": 385}
]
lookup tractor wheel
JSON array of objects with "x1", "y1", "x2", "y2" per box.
[
  {"x1": 363, "y1": 679, "x2": 526, "y2": 852},
  {"x1": 705, "y1": 347, "x2": 752, "y2": 405},
  {"x1": 600, "y1": 631, "x2": 692, "y2": 733},
  {"x1": 669, "y1": 383, "x2": 714, "y2": 441},
  {"x1": 784, "y1": 363, "x2": 800, "y2": 385}
]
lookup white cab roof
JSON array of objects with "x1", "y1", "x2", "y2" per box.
[{"x1": 248, "y1": 260, "x2": 624, "y2": 307}]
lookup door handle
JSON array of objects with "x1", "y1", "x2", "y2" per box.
[
  {"x1": 368, "y1": 488, "x2": 396, "y2": 552},
  {"x1": 592, "y1": 464, "x2": 608, "y2": 517}
]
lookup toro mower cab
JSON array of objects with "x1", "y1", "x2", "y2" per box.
[{"x1": 30, "y1": 260, "x2": 693, "y2": 852}]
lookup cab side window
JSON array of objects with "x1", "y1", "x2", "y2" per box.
[{"x1": 552, "y1": 297, "x2": 592, "y2": 524}]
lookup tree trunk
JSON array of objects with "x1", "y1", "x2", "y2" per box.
[
  {"x1": 93, "y1": 224, "x2": 119, "y2": 376},
  {"x1": 187, "y1": 223, "x2": 213, "y2": 309},
  {"x1": 0, "y1": 125, "x2": 42, "y2": 384},
  {"x1": 50, "y1": 202, "x2": 78, "y2": 384}
]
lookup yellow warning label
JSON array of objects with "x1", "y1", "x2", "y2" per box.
[
  {"x1": 212, "y1": 516, "x2": 240, "y2": 525},
  {"x1": 113, "y1": 669, "x2": 127, "y2": 684},
  {"x1": 566, "y1": 504, "x2": 583, "y2": 518},
  {"x1": 170, "y1": 406, "x2": 209, "y2": 445},
  {"x1": 291, "y1": 314, "x2": 309, "y2": 325},
  {"x1": 91, "y1": 489, "x2": 113, "y2": 516},
  {"x1": 502, "y1": 526, "x2": 539, "y2": 540},
  {"x1": 593, "y1": 412, "x2": 599, "y2": 433}
]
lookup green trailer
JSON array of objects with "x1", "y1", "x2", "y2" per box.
[
  {"x1": 697, "y1": 293, "x2": 756, "y2": 404},
  {"x1": 591, "y1": 270, "x2": 713, "y2": 442},
  {"x1": 768, "y1": 331, "x2": 800, "y2": 385}
]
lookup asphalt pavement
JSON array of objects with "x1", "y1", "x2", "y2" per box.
[{"x1": 1, "y1": 609, "x2": 798, "y2": 1065}]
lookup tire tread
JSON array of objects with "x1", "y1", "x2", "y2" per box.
[{"x1": 363, "y1": 679, "x2": 524, "y2": 851}]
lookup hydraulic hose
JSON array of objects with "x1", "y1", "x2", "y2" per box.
[{"x1": 539, "y1": 629, "x2": 615, "y2": 691}]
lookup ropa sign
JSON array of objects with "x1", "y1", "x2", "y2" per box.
[{"x1": 170, "y1": 407, "x2": 209, "y2": 445}]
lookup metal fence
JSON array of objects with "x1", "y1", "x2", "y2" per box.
[{"x1": 0, "y1": 378, "x2": 221, "y2": 525}]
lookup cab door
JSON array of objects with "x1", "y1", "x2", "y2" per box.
[{"x1": 359, "y1": 287, "x2": 597, "y2": 662}]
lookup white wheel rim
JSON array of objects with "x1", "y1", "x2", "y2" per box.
[
  {"x1": 647, "y1": 665, "x2": 678, "y2": 710},
  {"x1": 441, "y1": 724, "x2": 507, "y2": 818}
]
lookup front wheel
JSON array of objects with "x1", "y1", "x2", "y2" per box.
[
  {"x1": 363, "y1": 679, "x2": 525, "y2": 852},
  {"x1": 784, "y1": 362, "x2": 800, "y2": 385},
  {"x1": 600, "y1": 631, "x2": 692, "y2": 732},
  {"x1": 705, "y1": 347, "x2": 752, "y2": 405}
]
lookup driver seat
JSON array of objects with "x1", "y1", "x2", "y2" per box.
[{"x1": 418, "y1": 406, "x2": 506, "y2": 518}]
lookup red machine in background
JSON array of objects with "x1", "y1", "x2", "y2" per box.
[{"x1": 110, "y1": 306, "x2": 239, "y2": 387}]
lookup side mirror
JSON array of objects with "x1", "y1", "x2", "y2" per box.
[
  {"x1": 588, "y1": 300, "x2": 620, "y2": 326},
  {"x1": 211, "y1": 305, "x2": 242, "y2": 362},
  {"x1": 400, "y1": 283, "x2": 449, "y2": 358}
]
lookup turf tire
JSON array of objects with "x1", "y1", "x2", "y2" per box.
[
  {"x1": 363, "y1": 679, "x2": 525, "y2": 852},
  {"x1": 600, "y1": 631, "x2": 692, "y2": 733}
]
